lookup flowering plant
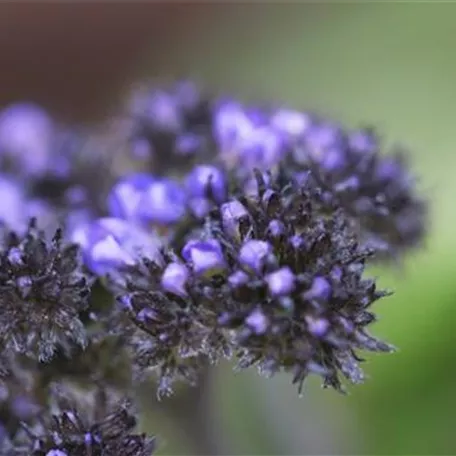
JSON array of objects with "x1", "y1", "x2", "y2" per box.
[{"x1": 0, "y1": 81, "x2": 426, "y2": 455}]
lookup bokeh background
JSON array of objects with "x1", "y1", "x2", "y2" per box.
[{"x1": 2, "y1": 3, "x2": 455, "y2": 455}]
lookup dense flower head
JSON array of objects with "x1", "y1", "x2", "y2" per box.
[
  {"x1": 124, "y1": 80, "x2": 215, "y2": 176},
  {"x1": 112, "y1": 169, "x2": 394, "y2": 395},
  {"x1": 28, "y1": 129, "x2": 120, "y2": 232},
  {"x1": 0, "y1": 219, "x2": 91, "y2": 364},
  {"x1": 285, "y1": 123, "x2": 428, "y2": 256},
  {"x1": 0, "y1": 79, "x2": 428, "y2": 449},
  {"x1": 111, "y1": 256, "x2": 229, "y2": 398},
  {"x1": 0, "y1": 385, "x2": 155, "y2": 456}
]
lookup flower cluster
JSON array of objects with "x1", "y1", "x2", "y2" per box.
[
  {"x1": 1, "y1": 385, "x2": 155, "y2": 456},
  {"x1": 0, "y1": 80, "x2": 427, "y2": 451}
]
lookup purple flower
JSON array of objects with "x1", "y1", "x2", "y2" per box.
[
  {"x1": 173, "y1": 80, "x2": 201, "y2": 111},
  {"x1": 212, "y1": 100, "x2": 253, "y2": 150},
  {"x1": 304, "y1": 277, "x2": 332, "y2": 301},
  {"x1": 161, "y1": 262, "x2": 190, "y2": 297},
  {"x1": 238, "y1": 240, "x2": 273, "y2": 274},
  {"x1": 107, "y1": 173, "x2": 155, "y2": 221},
  {"x1": 306, "y1": 316, "x2": 330, "y2": 337},
  {"x1": 375, "y1": 156, "x2": 402, "y2": 182},
  {"x1": 0, "y1": 80, "x2": 420, "y2": 406},
  {"x1": 270, "y1": 108, "x2": 311, "y2": 139},
  {"x1": 245, "y1": 308, "x2": 269, "y2": 335},
  {"x1": 306, "y1": 122, "x2": 342, "y2": 156},
  {"x1": 174, "y1": 133, "x2": 203, "y2": 156},
  {"x1": 221, "y1": 200, "x2": 252, "y2": 241},
  {"x1": 46, "y1": 450, "x2": 69, "y2": 456},
  {"x1": 318, "y1": 147, "x2": 346, "y2": 172},
  {"x1": 138, "y1": 178, "x2": 187, "y2": 225},
  {"x1": 243, "y1": 171, "x2": 272, "y2": 198},
  {"x1": 348, "y1": 129, "x2": 378, "y2": 153},
  {"x1": 181, "y1": 239, "x2": 226, "y2": 277},
  {"x1": 265, "y1": 267, "x2": 296, "y2": 296},
  {"x1": 289, "y1": 234, "x2": 305, "y2": 250},
  {"x1": 0, "y1": 102, "x2": 54, "y2": 176},
  {"x1": 0, "y1": 176, "x2": 28, "y2": 231},
  {"x1": 213, "y1": 101, "x2": 286, "y2": 170},
  {"x1": 131, "y1": 137, "x2": 154, "y2": 160},
  {"x1": 133, "y1": 89, "x2": 182, "y2": 132},
  {"x1": 237, "y1": 125, "x2": 285, "y2": 171},
  {"x1": 228, "y1": 269, "x2": 250, "y2": 288},
  {"x1": 71, "y1": 217, "x2": 163, "y2": 275},
  {"x1": 185, "y1": 165, "x2": 227, "y2": 203},
  {"x1": 266, "y1": 219, "x2": 286, "y2": 239}
]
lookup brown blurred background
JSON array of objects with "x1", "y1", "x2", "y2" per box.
[{"x1": 0, "y1": 3, "x2": 205, "y2": 122}]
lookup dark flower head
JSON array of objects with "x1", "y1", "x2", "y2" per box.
[
  {"x1": 123, "y1": 80, "x2": 214, "y2": 176},
  {"x1": 111, "y1": 169, "x2": 394, "y2": 395},
  {"x1": 0, "y1": 220, "x2": 91, "y2": 363},
  {"x1": 210, "y1": 98, "x2": 427, "y2": 257},
  {"x1": 1, "y1": 385, "x2": 155, "y2": 456},
  {"x1": 107, "y1": 250, "x2": 231, "y2": 398},
  {"x1": 28, "y1": 128, "x2": 120, "y2": 232},
  {"x1": 209, "y1": 171, "x2": 394, "y2": 393},
  {"x1": 0, "y1": 79, "x2": 427, "y2": 410},
  {"x1": 288, "y1": 122, "x2": 427, "y2": 256}
]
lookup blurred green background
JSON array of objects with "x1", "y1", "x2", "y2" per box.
[{"x1": 133, "y1": 4, "x2": 456, "y2": 455}]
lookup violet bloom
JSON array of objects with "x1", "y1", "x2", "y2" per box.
[
  {"x1": 220, "y1": 200, "x2": 252, "y2": 241},
  {"x1": 304, "y1": 277, "x2": 332, "y2": 301},
  {"x1": 71, "y1": 217, "x2": 163, "y2": 276},
  {"x1": 213, "y1": 100, "x2": 285, "y2": 171},
  {"x1": 107, "y1": 173, "x2": 155, "y2": 222},
  {"x1": 132, "y1": 89, "x2": 183, "y2": 132},
  {"x1": 161, "y1": 262, "x2": 190, "y2": 297},
  {"x1": 245, "y1": 308, "x2": 269, "y2": 335},
  {"x1": 265, "y1": 267, "x2": 296, "y2": 296},
  {"x1": 270, "y1": 108, "x2": 311, "y2": 140},
  {"x1": 228, "y1": 270, "x2": 250, "y2": 289},
  {"x1": 108, "y1": 84, "x2": 421, "y2": 397},
  {"x1": 0, "y1": 176, "x2": 29, "y2": 232},
  {"x1": 238, "y1": 240, "x2": 274, "y2": 274},
  {"x1": 185, "y1": 164, "x2": 227, "y2": 203},
  {"x1": 0, "y1": 80, "x2": 422, "y2": 408},
  {"x1": 174, "y1": 133, "x2": 203, "y2": 157},
  {"x1": 306, "y1": 316, "x2": 330, "y2": 337},
  {"x1": 0, "y1": 103, "x2": 54, "y2": 176},
  {"x1": 182, "y1": 239, "x2": 226, "y2": 277},
  {"x1": 138, "y1": 178, "x2": 187, "y2": 225},
  {"x1": 212, "y1": 100, "x2": 253, "y2": 152}
]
